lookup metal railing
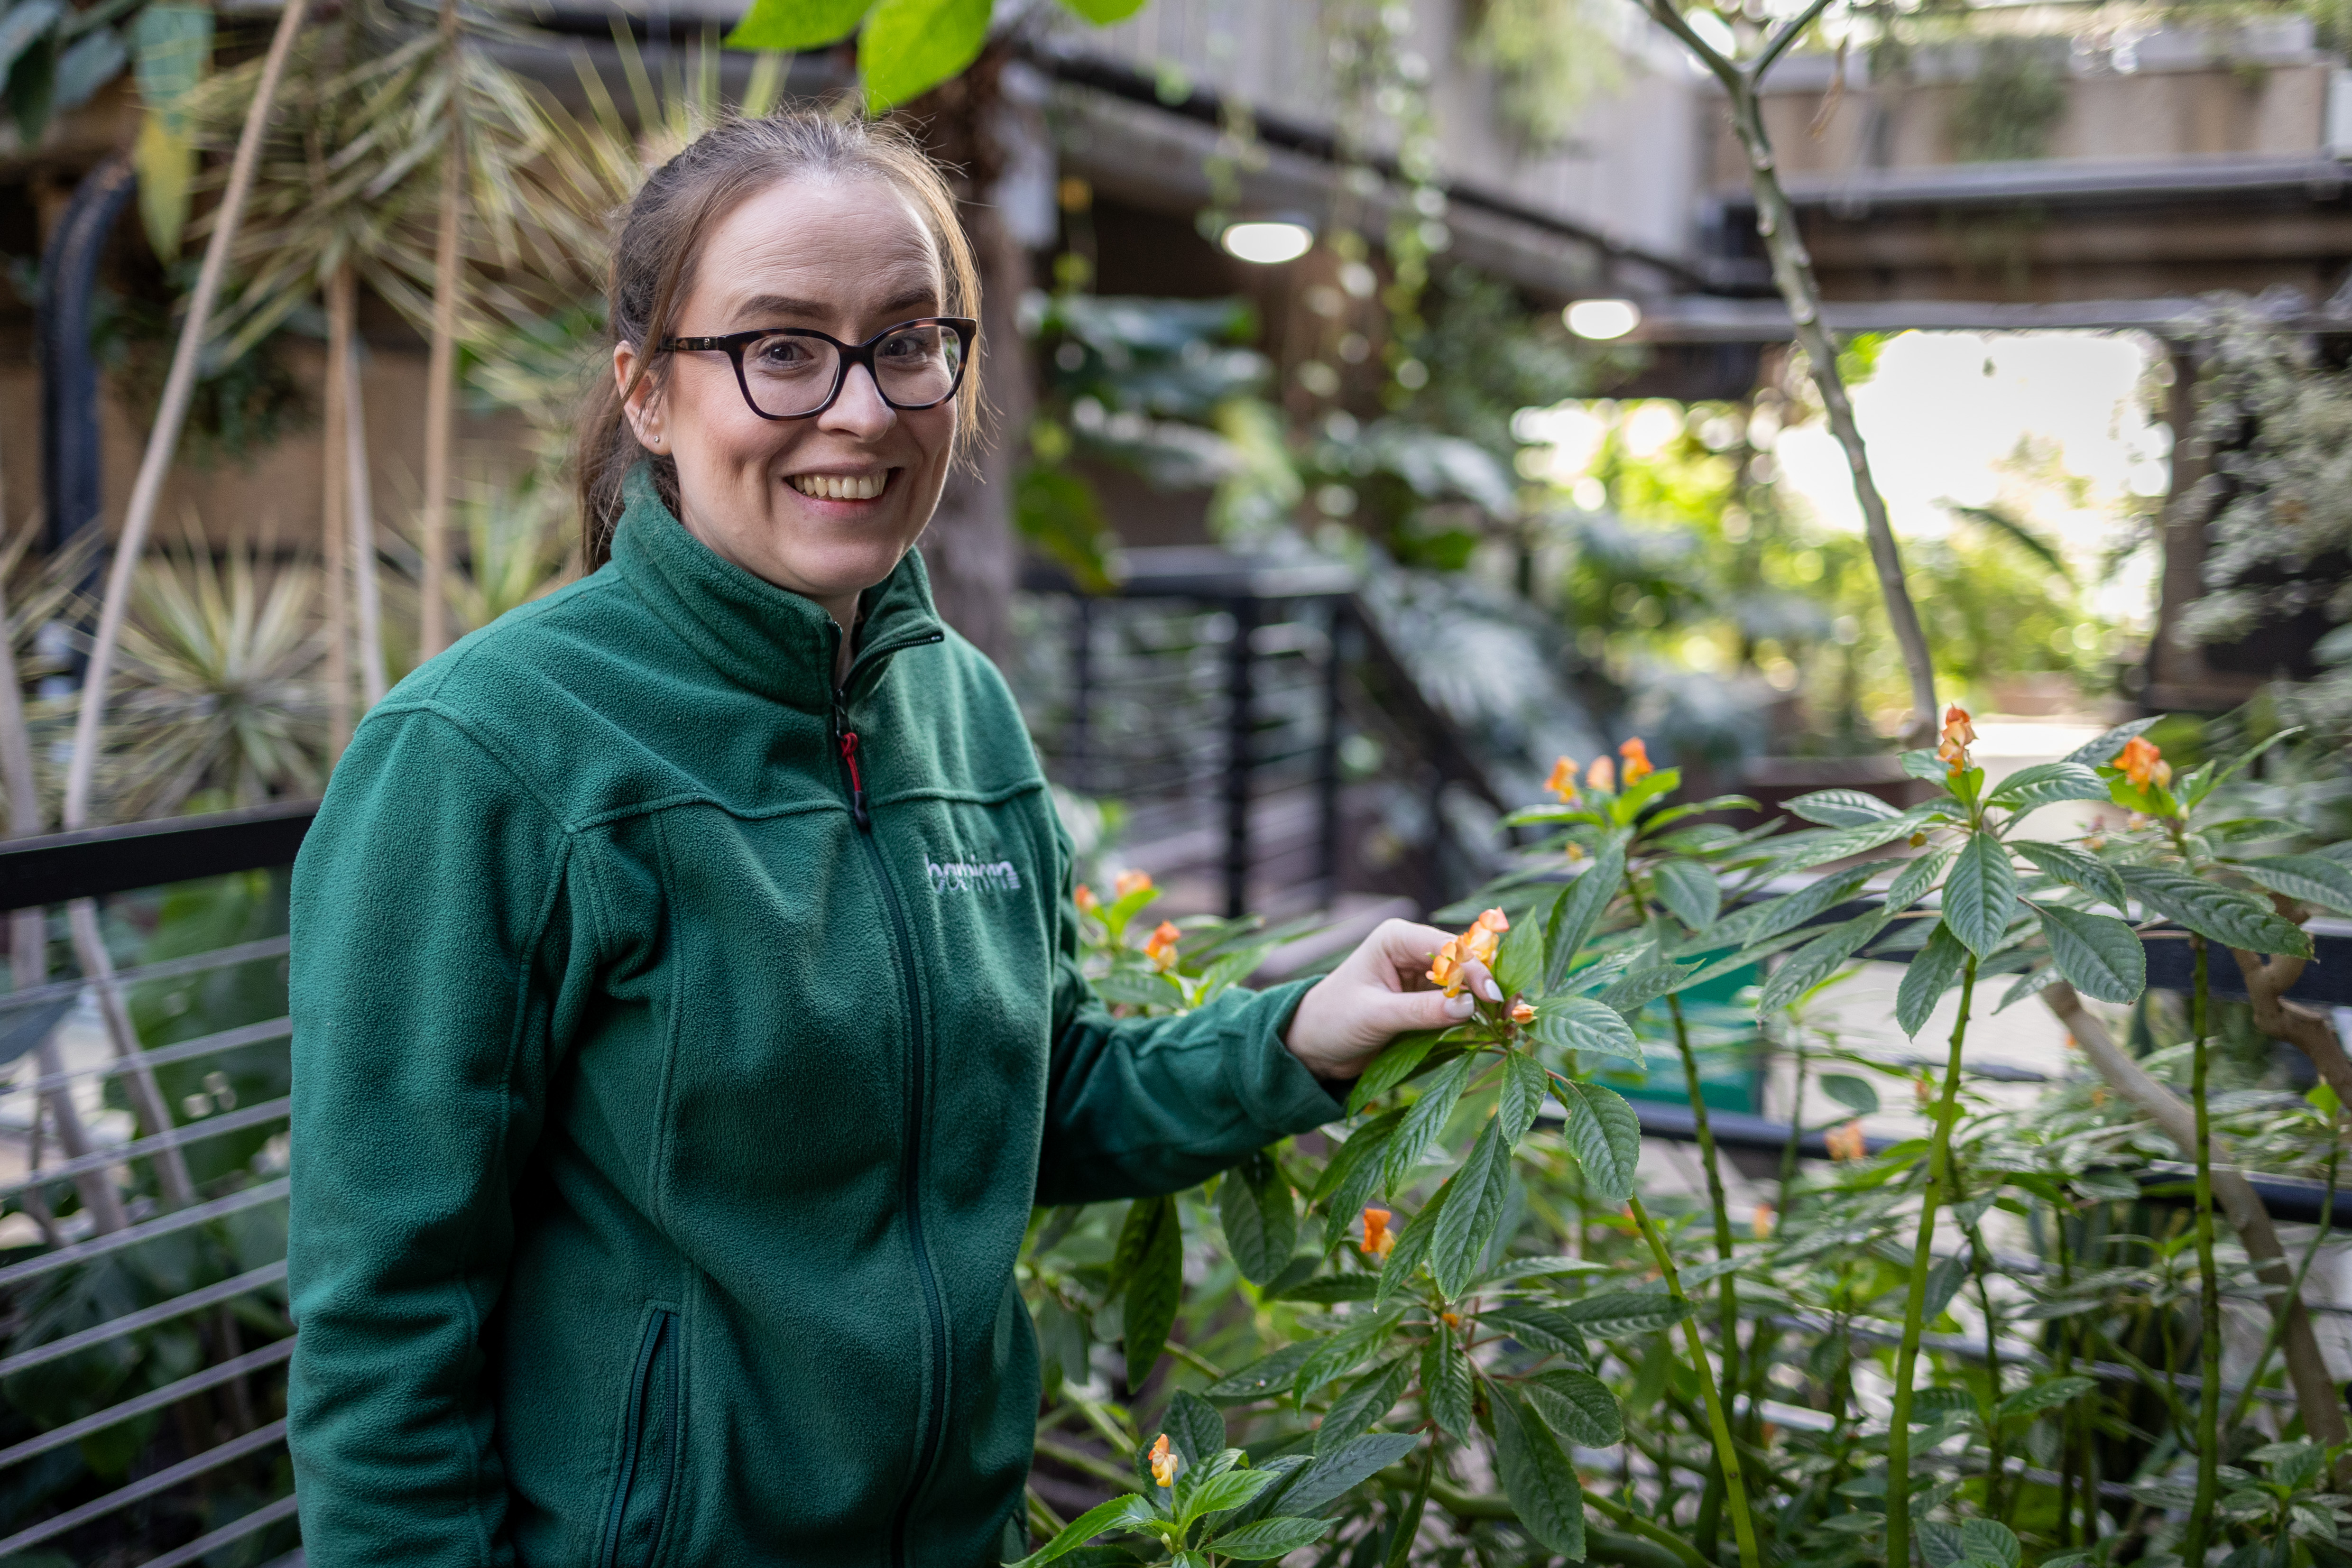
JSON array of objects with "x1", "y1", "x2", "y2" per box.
[{"x1": 0, "y1": 802, "x2": 310, "y2": 1567}]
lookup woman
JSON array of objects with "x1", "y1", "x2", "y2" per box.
[{"x1": 286, "y1": 111, "x2": 1496, "y2": 1568}]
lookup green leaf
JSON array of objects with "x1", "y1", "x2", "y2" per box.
[
  {"x1": 1274, "y1": 1274, "x2": 1378, "y2": 1305},
  {"x1": 1058, "y1": 0, "x2": 1148, "y2": 19},
  {"x1": 1918, "y1": 1521, "x2": 1966, "y2": 1568},
  {"x1": 1121, "y1": 1196, "x2": 1183, "y2": 1388},
  {"x1": 0, "y1": 0, "x2": 60, "y2": 79},
  {"x1": 1319, "y1": 1110, "x2": 1404, "y2": 1250},
  {"x1": 2120, "y1": 865, "x2": 2314, "y2": 958},
  {"x1": 1886, "y1": 848, "x2": 1956, "y2": 912},
  {"x1": 1961, "y1": 1520, "x2": 2022, "y2": 1568},
  {"x1": 1996, "y1": 1374, "x2": 2095, "y2": 1421},
  {"x1": 1614, "y1": 766, "x2": 1681, "y2": 824},
  {"x1": 1561, "y1": 1291, "x2": 1696, "y2": 1337},
  {"x1": 1383, "y1": 1054, "x2": 1475, "y2": 1196},
  {"x1": 2035, "y1": 903, "x2": 2147, "y2": 1005},
  {"x1": 1652, "y1": 860, "x2": 1721, "y2": 929},
  {"x1": 133, "y1": 111, "x2": 194, "y2": 262},
  {"x1": 1819, "y1": 1073, "x2": 1879, "y2": 1116},
  {"x1": 1480, "y1": 1302, "x2": 1592, "y2": 1365},
  {"x1": 725, "y1": 0, "x2": 874, "y2": 48},
  {"x1": 858, "y1": 0, "x2": 992, "y2": 109},
  {"x1": 1006, "y1": 1493, "x2": 1158, "y2": 1566},
  {"x1": 1494, "y1": 910, "x2": 1547, "y2": 1003},
  {"x1": 1377, "y1": 1185, "x2": 1447, "y2": 1307},
  {"x1": 1555, "y1": 1079, "x2": 1641, "y2": 1203},
  {"x1": 1205, "y1": 1342, "x2": 1319, "y2": 1402},
  {"x1": 1498, "y1": 1051, "x2": 1549, "y2": 1147},
  {"x1": 1211, "y1": 1516, "x2": 1333, "y2": 1560},
  {"x1": 1489, "y1": 1386, "x2": 1587, "y2": 1558},
  {"x1": 2014, "y1": 841, "x2": 2127, "y2": 912},
  {"x1": 1181, "y1": 1466, "x2": 1281, "y2": 1526},
  {"x1": 1691, "y1": 861, "x2": 1880, "y2": 956},
  {"x1": 1319, "y1": 1357, "x2": 1411, "y2": 1453},
  {"x1": 1598, "y1": 961, "x2": 1699, "y2": 1014},
  {"x1": 1533, "y1": 997, "x2": 1641, "y2": 1067},
  {"x1": 1903, "y1": 747, "x2": 1955, "y2": 783},
  {"x1": 1788, "y1": 788, "x2": 1902, "y2": 827},
  {"x1": 1161, "y1": 1389, "x2": 1227, "y2": 1469},
  {"x1": 9, "y1": 29, "x2": 56, "y2": 142},
  {"x1": 1420, "y1": 1321, "x2": 1475, "y2": 1439},
  {"x1": 1220, "y1": 1150, "x2": 1297, "y2": 1286},
  {"x1": 1524, "y1": 1366, "x2": 1624, "y2": 1446},
  {"x1": 1765, "y1": 812, "x2": 1930, "y2": 874},
  {"x1": 1897, "y1": 922, "x2": 1969, "y2": 1037},
  {"x1": 130, "y1": 1, "x2": 206, "y2": 109},
  {"x1": 1987, "y1": 761, "x2": 2106, "y2": 810},
  {"x1": 1942, "y1": 834, "x2": 2019, "y2": 959},
  {"x1": 2236, "y1": 855, "x2": 2352, "y2": 918},
  {"x1": 2062, "y1": 716, "x2": 2159, "y2": 768},
  {"x1": 1429, "y1": 1117, "x2": 1513, "y2": 1300},
  {"x1": 1758, "y1": 909, "x2": 1894, "y2": 1010},
  {"x1": 1275, "y1": 1432, "x2": 1424, "y2": 1517},
  {"x1": 1347, "y1": 1036, "x2": 1436, "y2": 1115},
  {"x1": 1292, "y1": 1315, "x2": 1396, "y2": 1403},
  {"x1": 1547, "y1": 844, "x2": 1627, "y2": 992},
  {"x1": 1921, "y1": 1255, "x2": 1970, "y2": 1324}
]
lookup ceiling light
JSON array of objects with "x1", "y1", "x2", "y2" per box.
[
  {"x1": 1565, "y1": 299, "x2": 1642, "y2": 341},
  {"x1": 1219, "y1": 220, "x2": 1314, "y2": 265}
]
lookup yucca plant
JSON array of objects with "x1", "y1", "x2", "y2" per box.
[{"x1": 101, "y1": 532, "x2": 327, "y2": 817}]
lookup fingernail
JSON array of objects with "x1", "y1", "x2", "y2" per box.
[
  {"x1": 1479, "y1": 976, "x2": 1503, "y2": 1003},
  {"x1": 1445, "y1": 993, "x2": 1476, "y2": 1019}
]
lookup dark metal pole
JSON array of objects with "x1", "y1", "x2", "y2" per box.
[
  {"x1": 37, "y1": 155, "x2": 138, "y2": 571},
  {"x1": 1314, "y1": 597, "x2": 1346, "y2": 909},
  {"x1": 1222, "y1": 597, "x2": 1259, "y2": 920},
  {"x1": 1069, "y1": 597, "x2": 1093, "y2": 795}
]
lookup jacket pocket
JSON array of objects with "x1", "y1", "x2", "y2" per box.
[{"x1": 596, "y1": 1308, "x2": 682, "y2": 1568}]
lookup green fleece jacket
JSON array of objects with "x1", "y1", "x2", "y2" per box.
[{"x1": 286, "y1": 467, "x2": 1343, "y2": 1568}]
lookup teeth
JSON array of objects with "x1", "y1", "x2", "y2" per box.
[{"x1": 789, "y1": 472, "x2": 887, "y2": 501}]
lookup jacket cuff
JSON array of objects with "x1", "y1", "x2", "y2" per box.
[{"x1": 1230, "y1": 978, "x2": 1347, "y2": 1138}]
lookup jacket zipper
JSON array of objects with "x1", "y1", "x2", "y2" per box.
[
  {"x1": 829, "y1": 627, "x2": 950, "y2": 1568},
  {"x1": 596, "y1": 1308, "x2": 679, "y2": 1568}
]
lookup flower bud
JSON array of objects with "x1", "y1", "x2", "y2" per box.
[
  {"x1": 1114, "y1": 868, "x2": 1155, "y2": 899},
  {"x1": 1361, "y1": 1206, "x2": 1395, "y2": 1260},
  {"x1": 1620, "y1": 737, "x2": 1654, "y2": 785},
  {"x1": 1149, "y1": 1432, "x2": 1178, "y2": 1487},
  {"x1": 1073, "y1": 884, "x2": 1099, "y2": 914},
  {"x1": 1144, "y1": 921, "x2": 1182, "y2": 971},
  {"x1": 1546, "y1": 756, "x2": 1581, "y2": 803}
]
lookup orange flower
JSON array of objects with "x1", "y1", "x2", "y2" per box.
[
  {"x1": 1565, "y1": 841, "x2": 1585, "y2": 863},
  {"x1": 1620, "y1": 737, "x2": 1653, "y2": 785},
  {"x1": 1144, "y1": 921, "x2": 1182, "y2": 971},
  {"x1": 1439, "y1": 1310, "x2": 1462, "y2": 1330},
  {"x1": 2115, "y1": 735, "x2": 2171, "y2": 790},
  {"x1": 1113, "y1": 868, "x2": 1155, "y2": 899},
  {"x1": 1073, "y1": 884, "x2": 1099, "y2": 914},
  {"x1": 1428, "y1": 936, "x2": 1467, "y2": 996},
  {"x1": 1148, "y1": 1432, "x2": 1178, "y2": 1487},
  {"x1": 1752, "y1": 1202, "x2": 1775, "y2": 1238},
  {"x1": 1429, "y1": 909, "x2": 1506, "y2": 996},
  {"x1": 1546, "y1": 756, "x2": 1581, "y2": 802},
  {"x1": 1509, "y1": 999, "x2": 1537, "y2": 1025},
  {"x1": 1936, "y1": 704, "x2": 1975, "y2": 775},
  {"x1": 1824, "y1": 1119, "x2": 1868, "y2": 1162},
  {"x1": 1361, "y1": 1206, "x2": 1395, "y2": 1261},
  {"x1": 1586, "y1": 755, "x2": 1617, "y2": 794}
]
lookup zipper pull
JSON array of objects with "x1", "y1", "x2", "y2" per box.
[{"x1": 837, "y1": 724, "x2": 871, "y2": 831}]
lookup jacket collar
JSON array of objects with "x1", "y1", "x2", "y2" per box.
[{"x1": 610, "y1": 464, "x2": 944, "y2": 711}]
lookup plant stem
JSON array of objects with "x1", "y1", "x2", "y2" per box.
[
  {"x1": 2056, "y1": 1208, "x2": 2078, "y2": 1550},
  {"x1": 1887, "y1": 952, "x2": 1977, "y2": 1568},
  {"x1": 2226, "y1": 1142, "x2": 2338, "y2": 1431},
  {"x1": 1950, "y1": 1166, "x2": 2005, "y2": 1520},
  {"x1": 1628, "y1": 1193, "x2": 1762, "y2": 1568},
  {"x1": 2185, "y1": 934, "x2": 2221, "y2": 1568}
]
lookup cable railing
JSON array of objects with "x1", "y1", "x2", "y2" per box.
[{"x1": 0, "y1": 802, "x2": 308, "y2": 1567}]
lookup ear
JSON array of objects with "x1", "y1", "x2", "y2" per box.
[{"x1": 614, "y1": 341, "x2": 667, "y2": 453}]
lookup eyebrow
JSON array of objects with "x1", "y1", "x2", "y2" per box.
[{"x1": 733, "y1": 287, "x2": 942, "y2": 325}]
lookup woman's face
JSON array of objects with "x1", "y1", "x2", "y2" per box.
[{"x1": 615, "y1": 172, "x2": 959, "y2": 627}]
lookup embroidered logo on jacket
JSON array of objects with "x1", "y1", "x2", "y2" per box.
[{"x1": 928, "y1": 856, "x2": 1023, "y2": 895}]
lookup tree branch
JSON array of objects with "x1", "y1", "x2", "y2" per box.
[
  {"x1": 2043, "y1": 980, "x2": 2351, "y2": 1463},
  {"x1": 2232, "y1": 947, "x2": 2352, "y2": 1111},
  {"x1": 1753, "y1": 0, "x2": 1836, "y2": 85}
]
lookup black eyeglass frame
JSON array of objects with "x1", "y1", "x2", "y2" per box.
[{"x1": 657, "y1": 317, "x2": 978, "y2": 422}]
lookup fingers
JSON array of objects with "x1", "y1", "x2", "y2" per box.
[
  {"x1": 1361, "y1": 919, "x2": 1501, "y2": 1002},
  {"x1": 1457, "y1": 957, "x2": 1503, "y2": 1005}
]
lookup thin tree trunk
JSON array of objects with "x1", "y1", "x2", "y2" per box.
[
  {"x1": 62, "y1": 0, "x2": 313, "y2": 832},
  {"x1": 68, "y1": 898, "x2": 198, "y2": 1209},
  {"x1": 2046, "y1": 980, "x2": 2351, "y2": 1467},
  {"x1": 418, "y1": 0, "x2": 463, "y2": 661},
  {"x1": 323, "y1": 263, "x2": 356, "y2": 750},
  {"x1": 0, "y1": 569, "x2": 128, "y2": 1234},
  {"x1": 2233, "y1": 947, "x2": 2352, "y2": 1109},
  {"x1": 1630, "y1": 0, "x2": 1939, "y2": 745},
  {"x1": 345, "y1": 341, "x2": 387, "y2": 706}
]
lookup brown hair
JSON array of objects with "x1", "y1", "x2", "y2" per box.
[{"x1": 575, "y1": 110, "x2": 984, "y2": 568}]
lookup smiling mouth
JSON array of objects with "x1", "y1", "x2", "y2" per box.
[{"x1": 788, "y1": 471, "x2": 891, "y2": 501}]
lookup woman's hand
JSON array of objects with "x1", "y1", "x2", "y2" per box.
[{"x1": 1282, "y1": 919, "x2": 1499, "y2": 1083}]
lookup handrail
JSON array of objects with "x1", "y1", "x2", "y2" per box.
[
  {"x1": 0, "y1": 1178, "x2": 289, "y2": 1291},
  {"x1": 0, "y1": 798, "x2": 315, "y2": 910},
  {"x1": 0, "y1": 1338, "x2": 295, "y2": 1471},
  {"x1": 136, "y1": 1491, "x2": 302, "y2": 1568},
  {"x1": 3, "y1": 1015, "x2": 292, "y2": 1098},
  {"x1": 0, "y1": 1096, "x2": 290, "y2": 1200},
  {"x1": 0, "y1": 1420, "x2": 289, "y2": 1559},
  {"x1": 0, "y1": 1260, "x2": 287, "y2": 1382},
  {"x1": 0, "y1": 936, "x2": 290, "y2": 1017}
]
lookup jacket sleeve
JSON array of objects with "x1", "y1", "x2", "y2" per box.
[
  {"x1": 286, "y1": 706, "x2": 595, "y2": 1568},
  {"x1": 1035, "y1": 824, "x2": 1343, "y2": 1206}
]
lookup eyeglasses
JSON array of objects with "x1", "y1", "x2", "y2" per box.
[{"x1": 658, "y1": 317, "x2": 977, "y2": 421}]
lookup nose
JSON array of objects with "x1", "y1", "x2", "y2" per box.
[{"x1": 820, "y1": 362, "x2": 896, "y2": 438}]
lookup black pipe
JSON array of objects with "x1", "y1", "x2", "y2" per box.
[{"x1": 38, "y1": 154, "x2": 137, "y2": 564}]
